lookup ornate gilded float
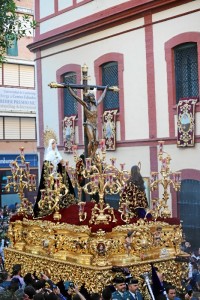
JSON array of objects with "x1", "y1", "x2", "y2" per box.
[{"x1": 4, "y1": 141, "x2": 188, "y2": 294}]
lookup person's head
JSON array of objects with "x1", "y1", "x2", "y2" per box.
[
  {"x1": 128, "y1": 165, "x2": 145, "y2": 191},
  {"x1": 130, "y1": 165, "x2": 140, "y2": 178},
  {"x1": 24, "y1": 273, "x2": 35, "y2": 286},
  {"x1": 73, "y1": 295, "x2": 81, "y2": 300},
  {"x1": 102, "y1": 287, "x2": 112, "y2": 300},
  {"x1": 51, "y1": 139, "x2": 56, "y2": 150},
  {"x1": 32, "y1": 279, "x2": 46, "y2": 291},
  {"x1": 24, "y1": 286, "x2": 36, "y2": 299},
  {"x1": 166, "y1": 286, "x2": 176, "y2": 300},
  {"x1": 9, "y1": 277, "x2": 21, "y2": 291},
  {"x1": 33, "y1": 293, "x2": 45, "y2": 300},
  {"x1": 156, "y1": 271, "x2": 164, "y2": 283},
  {"x1": 128, "y1": 278, "x2": 139, "y2": 293},
  {"x1": 12, "y1": 264, "x2": 22, "y2": 276},
  {"x1": 113, "y1": 276, "x2": 126, "y2": 293},
  {"x1": 87, "y1": 93, "x2": 96, "y2": 105},
  {"x1": 15, "y1": 288, "x2": 27, "y2": 300},
  {"x1": 0, "y1": 270, "x2": 9, "y2": 282},
  {"x1": 47, "y1": 138, "x2": 56, "y2": 151},
  {"x1": 45, "y1": 292, "x2": 58, "y2": 300},
  {"x1": 90, "y1": 293, "x2": 101, "y2": 300}
]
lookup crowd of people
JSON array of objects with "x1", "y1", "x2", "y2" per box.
[
  {"x1": 0, "y1": 263, "x2": 113, "y2": 300},
  {"x1": 0, "y1": 262, "x2": 199, "y2": 300}
]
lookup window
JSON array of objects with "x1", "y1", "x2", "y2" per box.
[
  {"x1": 63, "y1": 72, "x2": 78, "y2": 116},
  {"x1": 178, "y1": 179, "x2": 200, "y2": 248},
  {"x1": 0, "y1": 116, "x2": 36, "y2": 140},
  {"x1": 174, "y1": 43, "x2": 199, "y2": 103},
  {"x1": 6, "y1": 36, "x2": 18, "y2": 56},
  {"x1": 102, "y1": 62, "x2": 119, "y2": 111},
  {"x1": 1, "y1": 63, "x2": 35, "y2": 88}
]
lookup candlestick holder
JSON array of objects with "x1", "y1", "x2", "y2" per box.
[
  {"x1": 37, "y1": 162, "x2": 70, "y2": 220},
  {"x1": 5, "y1": 147, "x2": 36, "y2": 216},
  {"x1": 68, "y1": 141, "x2": 130, "y2": 224},
  {"x1": 146, "y1": 141, "x2": 181, "y2": 220}
]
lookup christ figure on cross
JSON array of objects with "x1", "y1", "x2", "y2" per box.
[{"x1": 68, "y1": 86, "x2": 108, "y2": 158}]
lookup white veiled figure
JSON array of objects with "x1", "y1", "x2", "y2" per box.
[{"x1": 44, "y1": 139, "x2": 62, "y2": 176}]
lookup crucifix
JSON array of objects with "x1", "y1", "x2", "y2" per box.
[{"x1": 48, "y1": 64, "x2": 119, "y2": 158}]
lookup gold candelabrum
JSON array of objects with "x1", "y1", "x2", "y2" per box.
[
  {"x1": 38, "y1": 162, "x2": 69, "y2": 221},
  {"x1": 5, "y1": 147, "x2": 36, "y2": 216},
  {"x1": 67, "y1": 140, "x2": 130, "y2": 224},
  {"x1": 146, "y1": 141, "x2": 181, "y2": 220}
]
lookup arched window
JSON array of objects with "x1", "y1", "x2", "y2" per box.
[
  {"x1": 63, "y1": 72, "x2": 78, "y2": 116},
  {"x1": 174, "y1": 42, "x2": 199, "y2": 103},
  {"x1": 177, "y1": 179, "x2": 200, "y2": 248},
  {"x1": 102, "y1": 61, "x2": 119, "y2": 111}
]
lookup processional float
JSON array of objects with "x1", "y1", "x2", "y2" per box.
[{"x1": 4, "y1": 65, "x2": 188, "y2": 296}]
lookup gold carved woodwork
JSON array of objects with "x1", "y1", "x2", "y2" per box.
[
  {"x1": 4, "y1": 247, "x2": 188, "y2": 294},
  {"x1": 8, "y1": 218, "x2": 185, "y2": 266}
]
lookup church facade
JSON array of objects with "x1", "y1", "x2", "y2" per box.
[{"x1": 29, "y1": 0, "x2": 200, "y2": 245}]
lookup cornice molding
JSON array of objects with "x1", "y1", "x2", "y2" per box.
[{"x1": 28, "y1": 0, "x2": 192, "y2": 52}]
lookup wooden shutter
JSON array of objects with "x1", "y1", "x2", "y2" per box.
[
  {"x1": 4, "y1": 117, "x2": 20, "y2": 139},
  {"x1": 4, "y1": 64, "x2": 19, "y2": 86},
  {"x1": 20, "y1": 65, "x2": 35, "y2": 88},
  {"x1": 0, "y1": 117, "x2": 3, "y2": 139},
  {"x1": 21, "y1": 117, "x2": 36, "y2": 139},
  {"x1": 0, "y1": 66, "x2": 2, "y2": 85}
]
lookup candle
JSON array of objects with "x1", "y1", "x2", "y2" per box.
[
  {"x1": 29, "y1": 174, "x2": 33, "y2": 184},
  {"x1": 106, "y1": 174, "x2": 109, "y2": 182},
  {"x1": 94, "y1": 175, "x2": 99, "y2": 186},
  {"x1": 41, "y1": 190, "x2": 45, "y2": 200},
  {"x1": 32, "y1": 174, "x2": 36, "y2": 185},
  {"x1": 79, "y1": 202, "x2": 85, "y2": 213},
  {"x1": 151, "y1": 172, "x2": 158, "y2": 182},
  {"x1": 177, "y1": 172, "x2": 181, "y2": 182},
  {"x1": 158, "y1": 141, "x2": 164, "y2": 155},
  {"x1": 7, "y1": 176, "x2": 12, "y2": 184},
  {"x1": 49, "y1": 165, "x2": 54, "y2": 174},
  {"x1": 122, "y1": 203, "x2": 128, "y2": 214},
  {"x1": 99, "y1": 139, "x2": 106, "y2": 151},
  {"x1": 174, "y1": 172, "x2": 181, "y2": 183},
  {"x1": 161, "y1": 158, "x2": 167, "y2": 171},
  {"x1": 19, "y1": 147, "x2": 24, "y2": 155},
  {"x1": 120, "y1": 163, "x2": 125, "y2": 171},
  {"x1": 85, "y1": 158, "x2": 91, "y2": 171},
  {"x1": 25, "y1": 162, "x2": 30, "y2": 172},
  {"x1": 47, "y1": 178, "x2": 51, "y2": 188},
  {"x1": 109, "y1": 174, "x2": 113, "y2": 184},
  {"x1": 72, "y1": 144, "x2": 78, "y2": 155},
  {"x1": 110, "y1": 158, "x2": 116, "y2": 166},
  {"x1": 28, "y1": 174, "x2": 31, "y2": 184},
  {"x1": 11, "y1": 161, "x2": 16, "y2": 174}
]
